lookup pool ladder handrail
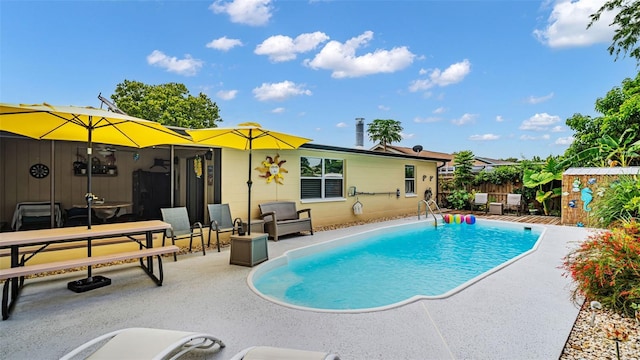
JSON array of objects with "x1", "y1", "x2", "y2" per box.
[{"x1": 418, "y1": 199, "x2": 443, "y2": 226}]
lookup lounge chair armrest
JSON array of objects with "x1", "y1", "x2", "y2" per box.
[
  {"x1": 297, "y1": 208, "x2": 311, "y2": 218},
  {"x1": 192, "y1": 222, "x2": 204, "y2": 233}
]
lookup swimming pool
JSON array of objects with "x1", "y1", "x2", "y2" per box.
[{"x1": 249, "y1": 219, "x2": 545, "y2": 312}]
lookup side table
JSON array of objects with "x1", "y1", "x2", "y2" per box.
[
  {"x1": 489, "y1": 202, "x2": 503, "y2": 215},
  {"x1": 242, "y1": 219, "x2": 265, "y2": 234},
  {"x1": 230, "y1": 233, "x2": 268, "y2": 267}
]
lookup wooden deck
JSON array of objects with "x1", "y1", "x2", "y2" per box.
[{"x1": 442, "y1": 210, "x2": 562, "y2": 225}]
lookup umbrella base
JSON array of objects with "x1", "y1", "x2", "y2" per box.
[{"x1": 67, "y1": 276, "x2": 111, "y2": 293}]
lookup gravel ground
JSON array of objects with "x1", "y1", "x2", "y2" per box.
[{"x1": 561, "y1": 303, "x2": 640, "y2": 359}]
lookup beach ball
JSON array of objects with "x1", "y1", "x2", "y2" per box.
[
  {"x1": 443, "y1": 214, "x2": 452, "y2": 223},
  {"x1": 465, "y1": 214, "x2": 476, "y2": 224},
  {"x1": 454, "y1": 214, "x2": 463, "y2": 224}
]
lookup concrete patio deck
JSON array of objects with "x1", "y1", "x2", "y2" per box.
[{"x1": 0, "y1": 216, "x2": 591, "y2": 360}]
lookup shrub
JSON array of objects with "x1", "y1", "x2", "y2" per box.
[
  {"x1": 446, "y1": 189, "x2": 471, "y2": 210},
  {"x1": 561, "y1": 220, "x2": 640, "y2": 316},
  {"x1": 590, "y1": 174, "x2": 640, "y2": 228}
]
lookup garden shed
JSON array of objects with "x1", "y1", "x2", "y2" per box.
[{"x1": 561, "y1": 167, "x2": 640, "y2": 226}]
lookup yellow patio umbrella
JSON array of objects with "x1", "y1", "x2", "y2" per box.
[
  {"x1": 187, "y1": 122, "x2": 312, "y2": 235},
  {"x1": 0, "y1": 102, "x2": 193, "y2": 224}
]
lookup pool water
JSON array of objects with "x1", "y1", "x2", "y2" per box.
[{"x1": 250, "y1": 220, "x2": 543, "y2": 312}]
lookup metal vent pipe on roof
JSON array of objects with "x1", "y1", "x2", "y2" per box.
[{"x1": 355, "y1": 117, "x2": 364, "y2": 148}]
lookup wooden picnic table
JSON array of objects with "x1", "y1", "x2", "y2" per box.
[{"x1": 0, "y1": 220, "x2": 175, "y2": 320}]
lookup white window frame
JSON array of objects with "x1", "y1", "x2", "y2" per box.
[
  {"x1": 300, "y1": 157, "x2": 344, "y2": 200},
  {"x1": 405, "y1": 165, "x2": 416, "y2": 196}
]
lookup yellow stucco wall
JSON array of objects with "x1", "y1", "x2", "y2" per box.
[{"x1": 219, "y1": 146, "x2": 439, "y2": 228}]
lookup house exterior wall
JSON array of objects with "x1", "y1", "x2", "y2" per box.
[{"x1": 218, "y1": 147, "x2": 439, "y2": 228}]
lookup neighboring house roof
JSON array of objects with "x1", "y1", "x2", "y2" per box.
[
  {"x1": 302, "y1": 143, "x2": 450, "y2": 162},
  {"x1": 369, "y1": 144, "x2": 517, "y2": 170}
]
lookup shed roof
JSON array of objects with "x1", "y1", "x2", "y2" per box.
[{"x1": 563, "y1": 167, "x2": 640, "y2": 175}]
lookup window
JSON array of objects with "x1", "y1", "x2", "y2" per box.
[
  {"x1": 300, "y1": 157, "x2": 344, "y2": 199},
  {"x1": 405, "y1": 165, "x2": 415, "y2": 195}
]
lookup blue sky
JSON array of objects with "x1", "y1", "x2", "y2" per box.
[{"x1": 1, "y1": 0, "x2": 637, "y2": 160}]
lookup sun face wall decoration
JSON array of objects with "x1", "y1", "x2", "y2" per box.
[{"x1": 256, "y1": 154, "x2": 288, "y2": 184}]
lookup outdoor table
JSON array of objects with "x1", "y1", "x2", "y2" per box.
[
  {"x1": 229, "y1": 233, "x2": 268, "y2": 267},
  {"x1": 489, "y1": 202, "x2": 504, "y2": 215},
  {"x1": 0, "y1": 220, "x2": 171, "y2": 315},
  {"x1": 73, "y1": 201, "x2": 133, "y2": 222}
]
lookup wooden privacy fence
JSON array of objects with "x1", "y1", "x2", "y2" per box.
[
  {"x1": 437, "y1": 182, "x2": 524, "y2": 208},
  {"x1": 561, "y1": 167, "x2": 640, "y2": 226}
]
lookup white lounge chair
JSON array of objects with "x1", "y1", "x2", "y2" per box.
[
  {"x1": 505, "y1": 193, "x2": 523, "y2": 215},
  {"x1": 60, "y1": 327, "x2": 225, "y2": 360},
  {"x1": 473, "y1": 192, "x2": 488, "y2": 213},
  {"x1": 229, "y1": 346, "x2": 341, "y2": 360}
]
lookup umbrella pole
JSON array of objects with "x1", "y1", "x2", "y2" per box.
[
  {"x1": 50, "y1": 141, "x2": 56, "y2": 229},
  {"x1": 247, "y1": 141, "x2": 253, "y2": 235},
  {"x1": 67, "y1": 118, "x2": 111, "y2": 292},
  {"x1": 86, "y1": 124, "x2": 93, "y2": 279}
]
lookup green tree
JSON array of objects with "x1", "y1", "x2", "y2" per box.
[
  {"x1": 589, "y1": 0, "x2": 640, "y2": 65},
  {"x1": 366, "y1": 119, "x2": 403, "y2": 151},
  {"x1": 562, "y1": 73, "x2": 640, "y2": 167},
  {"x1": 523, "y1": 156, "x2": 563, "y2": 215},
  {"x1": 452, "y1": 150, "x2": 475, "y2": 189},
  {"x1": 110, "y1": 80, "x2": 222, "y2": 129}
]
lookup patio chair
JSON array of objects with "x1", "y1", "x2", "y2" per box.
[
  {"x1": 59, "y1": 327, "x2": 225, "y2": 360},
  {"x1": 207, "y1": 203, "x2": 235, "y2": 252},
  {"x1": 161, "y1": 207, "x2": 205, "y2": 261},
  {"x1": 472, "y1": 193, "x2": 488, "y2": 213},
  {"x1": 505, "y1": 193, "x2": 523, "y2": 215},
  {"x1": 229, "y1": 346, "x2": 341, "y2": 360}
]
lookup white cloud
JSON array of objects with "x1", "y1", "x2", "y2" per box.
[
  {"x1": 216, "y1": 89, "x2": 238, "y2": 100},
  {"x1": 255, "y1": 32, "x2": 329, "y2": 62},
  {"x1": 555, "y1": 136, "x2": 575, "y2": 145},
  {"x1": 451, "y1": 113, "x2": 477, "y2": 126},
  {"x1": 526, "y1": 92, "x2": 554, "y2": 104},
  {"x1": 433, "y1": 107, "x2": 447, "y2": 114},
  {"x1": 409, "y1": 59, "x2": 471, "y2": 92},
  {"x1": 146, "y1": 50, "x2": 203, "y2": 76},
  {"x1": 551, "y1": 125, "x2": 565, "y2": 132},
  {"x1": 336, "y1": 122, "x2": 348, "y2": 128},
  {"x1": 206, "y1": 36, "x2": 243, "y2": 51},
  {"x1": 303, "y1": 31, "x2": 415, "y2": 78},
  {"x1": 271, "y1": 107, "x2": 285, "y2": 113},
  {"x1": 252, "y1": 80, "x2": 312, "y2": 101},
  {"x1": 209, "y1": 0, "x2": 272, "y2": 26},
  {"x1": 400, "y1": 132, "x2": 415, "y2": 139},
  {"x1": 519, "y1": 112, "x2": 562, "y2": 131},
  {"x1": 520, "y1": 134, "x2": 553, "y2": 141},
  {"x1": 378, "y1": 105, "x2": 390, "y2": 111},
  {"x1": 533, "y1": 0, "x2": 615, "y2": 48},
  {"x1": 469, "y1": 134, "x2": 500, "y2": 141},
  {"x1": 496, "y1": 115, "x2": 504, "y2": 122},
  {"x1": 413, "y1": 116, "x2": 441, "y2": 123}
]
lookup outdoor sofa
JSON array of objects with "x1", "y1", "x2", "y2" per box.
[{"x1": 258, "y1": 201, "x2": 313, "y2": 241}]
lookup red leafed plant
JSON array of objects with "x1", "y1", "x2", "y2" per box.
[{"x1": 561, "y1": 220, "x2": 640, "y2": 316}]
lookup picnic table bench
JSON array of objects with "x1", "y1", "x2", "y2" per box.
[{"x1": 0, "y1": 220, "x2": 176, "y2": 320}]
